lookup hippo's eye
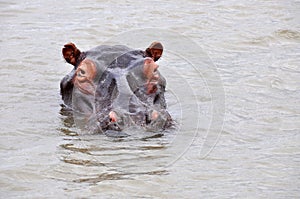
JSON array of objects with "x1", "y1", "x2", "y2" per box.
[
  {"x1": 80, "y1": 69, "x2": 86, "y2": 74},
  {"x1": 77, "y1": 69, "x2": 85, "y2": 77}
]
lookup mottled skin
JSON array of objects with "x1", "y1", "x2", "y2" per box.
[{"x1": 60, "y1": 42, "x2": 171, "y2": 133}]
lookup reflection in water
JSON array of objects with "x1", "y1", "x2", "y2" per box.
[
  {"x1": 60, "y1": 143, "x2": 91, "y2": 155},
  {"x1": 63, "y1": 158, "x2": 105, "y2": 167},
  {"x1": 73, "y1": 170, "x2": 168, "y2": 184},
  {"x1": 275, "y1": 29, "x2": 300, "y2": 40},
  {"x1": 58, "y1": 102, "x2": 177, "y2": 186},
  {"x1": 59, "y1": 105, "x2": 79, "y2": 136}
]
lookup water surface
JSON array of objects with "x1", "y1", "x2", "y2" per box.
[{"x1": 0, "y1": 0, "x2": 299, "y2": 198}]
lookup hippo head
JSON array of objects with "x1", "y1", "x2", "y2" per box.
[{"x1": 60, "y1": 42, "x2": 171, "y2": 134}]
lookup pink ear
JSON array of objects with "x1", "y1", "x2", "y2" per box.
[
  {"x1": 145, "y1": 42, "x2": 163, "y2": 61},
  {"x1": 144, "y1": 58, "x2": 154, "y2": 65}
]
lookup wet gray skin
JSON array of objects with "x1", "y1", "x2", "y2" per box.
[
  {"x1": 60, "y1": 45, "x2": 131, "y2": 107},
  {"x1": 60, "y1": 45, "x2": 172, "y2": 135}
]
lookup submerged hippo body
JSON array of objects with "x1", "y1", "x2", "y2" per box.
[{"x1": 60, "y1": 42, "x2": 172, "y2": 134}]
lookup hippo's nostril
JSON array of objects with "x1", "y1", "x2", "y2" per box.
[{"x1": 153, "y1": 94, "x2": 159, "y2": 104}]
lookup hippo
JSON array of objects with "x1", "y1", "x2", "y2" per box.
[{"x1": 60, "y1": 42, "x2": 172, "y2": 135}]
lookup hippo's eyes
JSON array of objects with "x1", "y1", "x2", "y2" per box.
[{"x1": 78, "y1": 69, "x2": 86, "y2": 76}]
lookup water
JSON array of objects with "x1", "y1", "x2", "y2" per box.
[{"x1": 1, "y1": 0, "x2": 299, "y2": 198}]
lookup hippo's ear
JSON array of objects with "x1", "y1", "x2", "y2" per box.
[
  {"x1": 145, "y1": 42, "x2": 163, "y2": 62},
  {"x1": 62, "y1": 43, "x2": 81, "y2": 66}
]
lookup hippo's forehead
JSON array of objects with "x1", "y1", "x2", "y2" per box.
[
  {"x1": 86, "y1": 45, "x2": 132, "y2": 63},
  {"x1": 108, "y1": 50, "x2": 145, "y2": 69},
  {"x1": 84, "y1": 47, "x2": 145, "y2": 76},
  {"x1": 80, "y1": 46, "x2": 165, "y2": 87},
  {"x1": 85, "y1": 45, "x2": 143, "y2": 68}
]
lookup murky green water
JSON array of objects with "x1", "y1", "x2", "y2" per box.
[{"x1": 0, "y1": 0, "x2": 299, "y2": 198}]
